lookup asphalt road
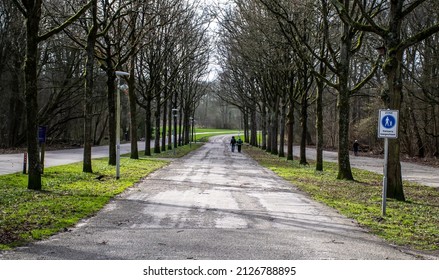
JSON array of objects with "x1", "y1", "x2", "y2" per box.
[
  {"x1": 2, "y1": 140, "x2": 438, "y2": 189},
  {"x1": 0, "y1": 135, "x2": 422, "y2": 260},
  {"x1": 295, "y1": 148, "x2": 439, "y2": 189},
  {"x1": 0, "y1": 142, "x2": 146, "y2": 175}
]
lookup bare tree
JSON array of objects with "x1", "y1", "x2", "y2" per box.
[
  {"x1": 331, "y1": 0, "x2": 439, "y2": 200},
  {"x1": 11, "y1": 0, "x2": 91, "y2": 190}
]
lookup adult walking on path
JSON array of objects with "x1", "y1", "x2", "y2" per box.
[
  {"x1": 353, "y1": 140, "x2": 360, "y2": 156},
  {"x1": 1, "y1": 135, "x2": 419, "y2": 260},
  {"x1": 230, "y1": 136, "x2": 236, "y2": 152}
]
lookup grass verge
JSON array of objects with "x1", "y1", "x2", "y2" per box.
[
  {"x1": 245, "y1": 146, "x2": 439, "y2": 253},
  {"x1": 194, "y1": 129, "x2": 240, "y2": 142},
  {"x1": 0, "y1": 143, "x2": 203, "y2": 250}
]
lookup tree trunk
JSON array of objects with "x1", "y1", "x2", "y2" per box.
[
  {"x1": 128, "y1": 13, "x2": 138, "y2": 160},
  {"x1": 168, "y1": 98, "x2": 173, "y2": 150},
  {"x1": 250, "y1": 102, "x2": 258, "y2": 146},
  {"x1": 83, "y1": 0, "x2": 97, "y2": 173},
  {"x1": 271, "y1": 97, "x2": 279, "y2": 155},
  {"x1": 380, "y1": 0, "x2": 405, "y2": 201},
  {"x1": 299, "y1": 91, "x2": 308, "y2": 165},
  {"x1": 287, "y1": 101, "x2": 294, "y2": 161},
  {"x1": 154, "y1": 99, "x2": 161, "y2": 154},
  {"x1": 243, "y1": 109, "x2": 249, "y2": 142},
  {"x1": 261, "y1": 103, "x2": 267, "y2": 150},
  {"x1": 382, "y1": 52, "x2": 405, "y2": 200},
  {"x1": 25, "y1": 2, "x2": 42, "y2": 190},
  {"x1": 128, "y1": 62, "x2": 138, "y2": 159},
  {"x1": 144, "y1": 98, "x2": 152, "y2": 156},
  {"x1": 178, "y1": 107, "x2": 183, "y2": 146},
  {"x1": 162, "y1": 97, "x2": 168, "y2": 152},
  {"x1": 266, "y1": 110, "x2": 272, "y2": 153},
  {"x1": 316, "y1": 77, "x2": 324, "y2": 171},
  {"x1": 336, "y1": 4, "x2": 353, "y2": 180},
  {"x1": 106, "y1": 67, "x2": 117, "y2": 165},
  {"x1": 279, "y1": 98, "x2": 286, "y2": 157}
]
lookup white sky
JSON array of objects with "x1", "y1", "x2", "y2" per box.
[{"x1": 196, "y1": 0, "x2": 230, "y2": 81}]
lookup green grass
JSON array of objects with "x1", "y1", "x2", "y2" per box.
[
  {"x1": 245, "y1": 146, "x2": 439, "y2": 253},
  {"x1": 0, "y1": 143, "x2": 203, "y2": 250},
  {"x1": 151, "y1": 128, "x2": 239, "y2": 142},
  {"x1": 193, "y1": 128, "x2": 240, "y2": 142},
  {"x1": 143, "y1": 143, "x2": 204, "y2": 158}
]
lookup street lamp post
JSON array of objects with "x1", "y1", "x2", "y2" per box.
[
  {"x1": 190, "y1": 117, "x2": 195, "y2": 146},
  {"x1": 115, "y1": 71, "x2": 129, "y2": 179},
  {"x1": 189, "y1": 117, "x2": 193, "y2": 147},
  {"x1": 172, "y1": 108, "x2": 178, "y2": 155}
]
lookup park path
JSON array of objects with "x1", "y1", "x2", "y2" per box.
[
  {"x1": 292, "y1": 147, "x2": 439, "y2": 188},
  {"x1": 1, "y1": 140, "x2": 438, "y2": 189},
  {"x1": 0, "y1": 135, "x2": 421, "y2": 260}
]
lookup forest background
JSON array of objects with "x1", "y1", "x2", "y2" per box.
[{"x1": 1, "y1": 0, "x2": 439, "y2": 201}]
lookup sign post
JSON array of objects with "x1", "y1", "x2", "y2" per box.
[{"x1": 378, "y1": 109, "x2": 399, "y2": 216}]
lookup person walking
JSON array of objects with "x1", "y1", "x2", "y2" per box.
[
  {"x1": 353, "y1": 140, "x2": 360, "y2": 156},
  {"x1": 237, "y1": 137, "x2": 243, "y2": 153},
  {"x1": 230, "y1": 136, "x2": 236, "y2": 152}
]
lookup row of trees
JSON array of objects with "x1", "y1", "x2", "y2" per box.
[
  {"x1": 215, "y1": 0, "x2": 439, "y2": 201},
  {"x1": 0, "y1": 0, "x2": 211, "y2": 190}
]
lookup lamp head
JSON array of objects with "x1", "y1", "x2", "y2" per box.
[{"x1": 115, "y1": 71, "x2": 130, "y2": 77}]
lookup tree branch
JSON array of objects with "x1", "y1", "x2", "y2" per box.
[
  {"x1": 400, "y1": 0, "x2": 428, "y2": 20},
  {"x1": 330, "y1": 0, "x2": 386, "y2": 36},
  {"x1": 38, "y1": 1, "x2": 92, "y2": 42},
  {"x1": 350, "y1": 58, "x2": 379, "y2": 95},
  {"x1": 399, "y1": 23, "x2": 439, "y2": 51},
  {"x1": 11, "y1": 0, "x2": 27, "y2": 16}
]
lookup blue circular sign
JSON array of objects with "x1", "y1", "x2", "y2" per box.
[{"x1": 381, "y1": 115, "x2": 396, "y2": 129}]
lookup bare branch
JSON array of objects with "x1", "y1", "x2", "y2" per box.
[
  {"x1": 10, "y1": 0, "x2": 26, "y2": 16},
  {"x1": 38, "y1": 1, "x2": 92, "y2": 42}
]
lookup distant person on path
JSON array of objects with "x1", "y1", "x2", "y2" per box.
[
  {"x1": 230, "y1": 136, "x2": 236, "y2": 152},
  {"x1": 237, "y1": 137, "x2": 243, "y2": 153},
  {"x1": 353, "y1": 140, "x2": 360, "y2": 156}
]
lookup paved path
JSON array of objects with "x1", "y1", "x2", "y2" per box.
[
  {"x1": 292, "y1": 147, "x2": 439, "y2": 188},
  {"x1": 1, "y1": 135, "x2": 421, "y2": 260},
  {"x1": 0, "y1": 142, "x2": 146, "y2": 175},
  {"x1": 2, "y1": 141, "x2": 438, "y2": 189}
]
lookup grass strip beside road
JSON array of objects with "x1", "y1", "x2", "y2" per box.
[
  {"x1": 194, "y1": 129, "x2": 240, "y2": 142},
  {"x1": 0, "y1": 143, "x2": 203, "y2": 250},
  {"x1": 245, "y1": 146, "x2": 439, "y2": 253}
]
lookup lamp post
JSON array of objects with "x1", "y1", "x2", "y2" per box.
[
  {"x1": 115, "y1": 71, "x2": 129, "y2": 179},
  {"x1": 172, "y1": 108, "x2": 178, "y2": 155},
  {"x1": 190, "y1": 117, "x2": 195, "y2": 146}
]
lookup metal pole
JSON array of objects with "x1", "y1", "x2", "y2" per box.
[
  {"x1": 193, "y1": 119, "x2": 195, "y2": 143},
  {"x1": 172, "y1": 114, "x2": 177, "y2": 156},
  {"x1": 114, "y1": 71, "x2": 129, "y2": 179},
  {"x1": 173, "y1": 113, "x2": 176, "y2": 155},
  {"x1": 172, "y1": 109, "x2": 178, "y2": 155},
  {"x1": 189, "y1": 117, "x2": 193, "y2": 148},
  {"x1": 116, "y1": 77, "x2": 121, "y2": 180},
  {"x1": 382, "y1": 137, "x2": 388, "y2": 216}
]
